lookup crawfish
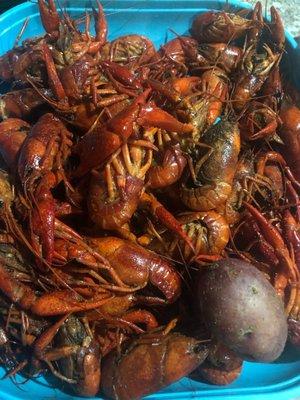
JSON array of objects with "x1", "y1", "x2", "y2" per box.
[
  {"x1": 141, "y1": 211, "x2": 229, "y2": 264},
  {"x1": 87, "y1": 155, "x2": 194, "y2": 251},
  {"x1": 87, "y1": 236, "x2": 182, "y2": 304},
  {"x1": 72, "y1": 89, "x2": 191, "y2": 177},
  {"x1": 34, "y1": 5, "x2": 128, "y2": 132},
  {"x1": 36, "y1": 43, "x2": 128, "y2": 132},
  {"x1": 82, "y1": 91, "x2": 154, "y2": 230},
  {"x1": 17, "y1": 113, "x2": 73, "y2": 264},
  {"x1": 40, "y1": 0, "x2": 107, "y2": 54},
  {"x1": 146, "y1": 144, "x2": 187, "y2": 189},
  {"x1": 76, "y1": 88, "x2": 195, "y2": 248},
  {"x1": 150, "y1": 71, "x2": 228, "y2": 133},
  {"x1": 53, "y1": 232, "x2": 135, "y2": 292},
  {"x1": 191, "y1": 11, "x2": 256, "y2": 43},
  {"x1": 232, "y1": 44, "x2": 280, "y2": 111},
  {"x1": 281, "y1": 209, "x2": 300, "y2": 345},
  {"x1": 145, "y1": 73, "x2": 228, "y2": 192},
  {"x1": 0, "y1": 170, "x2": 33, "y2": 251},
  {"x1": 101, "y1": 331, "x2": 209, "y2": 400},
  {"x1": 102, "y1": 34, "x2": 156, "y2": 67},
  {"x1": 150, "y1": 37, "x2": 201, "y2": 80},
  {"x1": 29, "y1": 313, "x2": 101, "y2": 397},
  {"x1": 243, "y1": 202, "x2": 298, "y2": 310},
  {"x1": 51, "y1": 315, "x2": 101, "y2": 397},
  {"x1": 88, "y1": 171, "x2": 145, "y2": 231},
  {"x1": 224, "y1": 151, "x2": 282, "y2": 224},
  {"x1": 0, "y1": 257, "x2": 114, "y2": 316},
  {"x1": 239, "y1": 101, "x2": 282, "y2": 142},
  {"x1": 0, "y1": 89, "x2": 50, "y2": 121},
  {"x1": 196, "y1": 43, "x2": 242, "y2": 74},
  {"x1": 150, "y1": 73, "x2": 229, "y2": 195},
  {"x1": 181, "y1": 119, "x2": 240, "y2": 212},
  {"x1": 175, "y1": 211, "x2": 229, "y2": 261},
  {"x1": 0, "y1": 39, "x2": 45, "y2": 84},
  {"x1": 46, "y1": 0, "x2": 107, "y2": 72},
  {"x1": 232, "y1": 4, "x2": 284, "y2": 111},
  {"x1": 255, "y1": 151, "x2": 300, "y2": 201}
]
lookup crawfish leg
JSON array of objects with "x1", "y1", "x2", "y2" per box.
[{"x1": 141, "y1": 192, "x2": 195, "y2": 253}]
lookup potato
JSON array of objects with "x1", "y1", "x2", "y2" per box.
[{"x1": 197, "y1": 258, "x2": 287, "y2": 362}]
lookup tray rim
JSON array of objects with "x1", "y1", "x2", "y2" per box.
[{"x1": 0, "y1": 1, "x2": 299, "y2": 399}]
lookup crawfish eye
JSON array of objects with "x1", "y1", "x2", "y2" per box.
[{"x1": 0, "y1": 199, "x2": 4, "y2": 208}]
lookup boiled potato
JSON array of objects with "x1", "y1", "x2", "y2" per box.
[{"x1": 197, "y1": 258, "x2": 287, "y2": 362}]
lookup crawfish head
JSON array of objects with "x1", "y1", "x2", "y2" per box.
[{"x1": 101, "y1": 332, "x2": 209, "y2": 400}]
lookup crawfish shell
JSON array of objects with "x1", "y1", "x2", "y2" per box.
[{"x1": 101, "y1": 332, "x2": 209, "y2": 400}]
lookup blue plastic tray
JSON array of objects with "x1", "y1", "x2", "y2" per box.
[{"x1": 0, "y1": 1, "x2": 300, "y2": 399}]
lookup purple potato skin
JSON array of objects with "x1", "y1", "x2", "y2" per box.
[{"x1": 197, "y1": 258, "x2": 288, "y2": 362}]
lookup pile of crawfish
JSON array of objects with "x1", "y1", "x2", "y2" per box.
[{"x1": 0, "y1": 0, "x2": 299, "y2": 398}]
